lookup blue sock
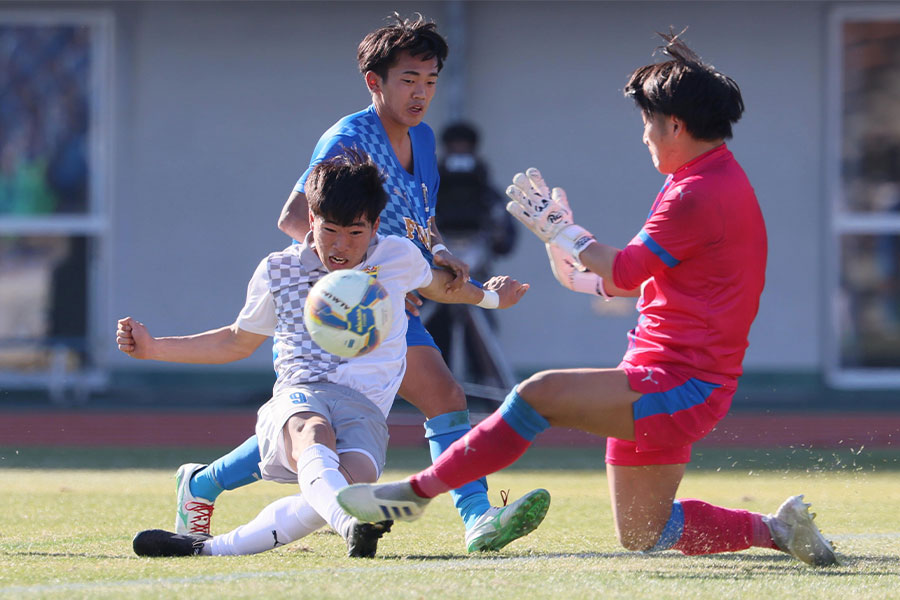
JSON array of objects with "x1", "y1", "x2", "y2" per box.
[
  {"x1": 189, "y1": 435, "x2": 262, "y2": 502},
  {"x1": 645, "y1": 501, "x2": 685, "y2": 552},
  {"x1": 498, "y1": 389, "x2": 550, "y2": 441},
  {"x1": 424, "y1": 410, "x2": 491, "y2": 529}
]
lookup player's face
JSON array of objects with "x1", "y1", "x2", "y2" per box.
[
  {"x1": 310, "y1": 214, "x2": 380, "y2": 271},
  {"x1": 369, "y1": 51, "x2": 439, "y2": 129},
  {"x1": 641, "y1": 111, "x2": 679, "y2": 174}
]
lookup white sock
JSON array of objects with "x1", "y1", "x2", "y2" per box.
[
  {"x1": 205, "y1": 493, "x2": 326, "y2": 556},
  {"x1": 297, "y1": 444, "x2": 354, "y2": 539}
]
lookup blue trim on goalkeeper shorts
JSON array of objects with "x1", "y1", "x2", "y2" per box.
[
  {"x1": 499, "y1": 389, "x2": 550, "y2": 441},
  {"x1": 424, "y1": 410, "x2": 490, "y2": 529},
  {"x1": 190, "y1": 435, "x2": 262, "y2": 502},
  {"x1": 645, "y1": 500, "x2": 685, "y2": 552}
]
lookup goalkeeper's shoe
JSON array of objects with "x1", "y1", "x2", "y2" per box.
[
  {"x1": 465, "y1": 488, "x2": 551, "y2": 552},
  {"x1": 764, "y1": 495, "x2": 839, "y2": 566},
  {"x1": 337, "y1": 480, "x2": 430, "y2": 523},
  {"x1": 133, "y1": 529, "x2": 208, "y2": 557},
  {"x1": 175, "y1": 463, "x2": 215, "y2": 536},
  {"x1": 344, "y1": 518, "x2": 393, "y2": 558}
]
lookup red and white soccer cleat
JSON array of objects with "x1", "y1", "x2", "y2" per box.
[{"x1": 174, "y1": 463, "x2": 215, "y2": 536}]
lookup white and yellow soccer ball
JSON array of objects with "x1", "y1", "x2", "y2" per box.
[{"x1": 303, "y1": 269, "x2": 392, "y2": 358}]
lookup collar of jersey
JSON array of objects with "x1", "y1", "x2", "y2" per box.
[{"x1": 672, "y1": 143, "x2": 730, "y2": 181}]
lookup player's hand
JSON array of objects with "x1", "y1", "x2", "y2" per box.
[
  {"x1": 483, "y1": 275, "x2": 529, "y2": 309},
  {"x1": 545, "y1": 243, "x2": 609, "y2": 298},
  {"x1": 404, "y1": 291, "x2": 422, "y2": 317},
  {"x1": 116, "y1": 316, "x2": 154, "y2": 359},
  {"x1": 432, "y1": 248, "x2": 470, "y2": 292},
  {"x1": 505, "y1": 168, "x2": 596, "y2": 259}
]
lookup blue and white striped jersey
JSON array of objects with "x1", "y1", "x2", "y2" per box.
[{"x1": 295, "y1": 105, "x2": 441, "y2": 264}]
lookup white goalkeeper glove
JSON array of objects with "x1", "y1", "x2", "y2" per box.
[
  {"x1": 505, "y1": 168, "x2": 596, "y2": 261},
  {"x1": 545, "y1": 242, "x2": 610, "y2": 299}
]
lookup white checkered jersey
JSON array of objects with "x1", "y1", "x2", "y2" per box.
[{"x1": 236, "y1": 233, "x2": 433, "y2": 417}]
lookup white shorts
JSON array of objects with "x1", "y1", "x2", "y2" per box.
[{"x1": 255, "y1": 382, "x2": 390, "y2": 484}]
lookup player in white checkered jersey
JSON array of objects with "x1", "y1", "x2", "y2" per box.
[
  {"x1": 174, "y1": 13, "x2": 548, "y2": 553},
  {"x1": 121, "y1": 149, "x2": 533, "y2": 559}
]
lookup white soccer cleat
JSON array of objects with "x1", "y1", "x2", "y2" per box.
[
  {"x1": 175, "y1": 463, "x2": 215, "y2": 536},
  {"x1": 465, "y1": 488, "x2": 551, "y2": 552},
  {"x1": 337, "y1": 480, "x2": 430, "y2": 523},
  {"x1": 765, "y1": 494, "x2": 839, "y2": 567}
]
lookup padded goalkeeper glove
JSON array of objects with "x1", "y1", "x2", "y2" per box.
[{"x1": 505, "y1": 167, "x2": 596, "y2": 260}]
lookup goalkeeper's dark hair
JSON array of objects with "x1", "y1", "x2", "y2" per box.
[
  {"x1": 306, "y1": 147, "x2": 387, "y2": 227},
  {"x1": 624, "y1": 28, "x2": 744, "y2": 140},
  {"x1": 358, "y1": 12, "x2": 448, "y2": 79}
]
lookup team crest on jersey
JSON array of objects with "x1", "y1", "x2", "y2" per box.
[{"x1": 363, "y1": 265, "x2": 379, "y2": 277}]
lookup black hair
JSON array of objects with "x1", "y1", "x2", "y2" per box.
[
  {"x1": 305, "y1": 147, "x2": 387, "y2": 226},
  {"x1": 357, "y1": 12, "x2": 448, "y2": 79},
  {"x1": 441, "y1": 121, "x2": 479, "y2": 147},
  {"x1": 624, "y1": 28, "x2": 744, "y2": 140}
]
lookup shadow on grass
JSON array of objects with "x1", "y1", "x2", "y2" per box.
[
  {"x1": 5, "y1": 547, "x2": 896, "y2": 577},
  {"x1": 379, "y1": 549, "x2": 896, "y2": 576}
]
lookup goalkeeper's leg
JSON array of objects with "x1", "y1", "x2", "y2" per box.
[
  {"x1": 400, "y1": 344, "x2": 491, "y2": 530},
  {"x1": 410, "y1": 368, "x2": 638, "y2": 497},
  {"x1": 401, "y1": 339, "x2": 549, "y2": 551}
]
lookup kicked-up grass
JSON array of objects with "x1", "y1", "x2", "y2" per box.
[{"x1": 0, "y1": 445, "x2": 898, "y2": 599}]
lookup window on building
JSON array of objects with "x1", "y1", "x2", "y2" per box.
[
  {"x1": 0, "y1": 13, "x2": 111, "y2": 401},
  {"x1": 829, "y1": 7, "x2": 900, "y2": 387}
]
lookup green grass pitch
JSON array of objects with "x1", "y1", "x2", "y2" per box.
[{"x1": 1, "y1": 446, "x2": 898, "y2": 599}]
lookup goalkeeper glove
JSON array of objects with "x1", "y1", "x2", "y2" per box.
[{"x1": 505, "y1": 167, "x2": 596, "y2": 261}]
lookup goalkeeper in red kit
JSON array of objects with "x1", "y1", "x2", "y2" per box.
[{"x1": 337, "y1": 31, "x2": 838, "y2": 567}]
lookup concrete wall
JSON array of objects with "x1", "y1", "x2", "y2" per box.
[
  {"x1": 26, "y1": 1, "x2": 832, "y2": 377},
  {"x1": 464, "y1": 1, "x2": 827, "y2": 372}
]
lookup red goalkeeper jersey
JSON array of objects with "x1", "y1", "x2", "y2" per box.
[{"x1": 612, "y1": 144, "x2": 767, "y2": 384}]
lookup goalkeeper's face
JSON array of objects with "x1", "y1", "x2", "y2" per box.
[
  {"x1": 641, "y1": 111, "x2": 680, "y2": 174},
  {"x1": 310, "y1": 213, "x2": 380, "y2": 272}
]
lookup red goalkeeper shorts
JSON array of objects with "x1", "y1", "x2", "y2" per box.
[{"x1": 605, "y1": 362, "x2": 736, "y2": 466}]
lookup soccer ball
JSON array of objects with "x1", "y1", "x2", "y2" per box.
[{"x1": 303, "y1": 269, "x2": 392, "y2": 358}]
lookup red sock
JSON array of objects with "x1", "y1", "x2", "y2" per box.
[
  {"x1": 410, "y1": 410, "x2": 532, "y2": 498},
  {"x1": 672, "y1": 499, "x2": 778, "y2": 555}
]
